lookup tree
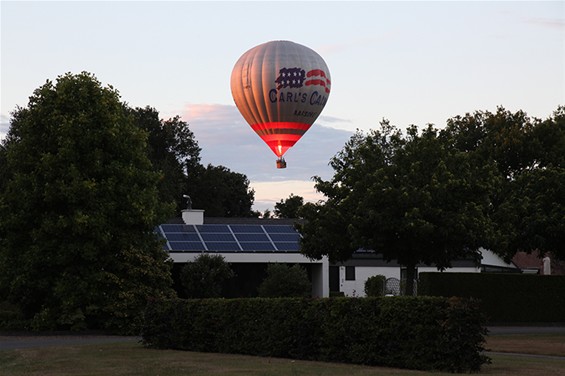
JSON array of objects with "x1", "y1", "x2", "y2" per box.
[
  {"x1": 257, "y1": 263, "x2": 311, "y2": 298},
  {"x1": 299, "y1": 122, "x2": 498, "y2": 295},
  {"x1": 131, "y1": 106, "x2": 201, "y2": 213},
  {"x1": 274, "y1": 194, "x2": 304, "y2": 218},
  {"x1": 132, "y1": 106, "x2": 257, "y2": 218},
  {"x1": 0, "y1": 72, "x2": 174, "y2": 331},
  {"x1": 180, "y1": 254, "x2": 234, "y2": 298},
  {"x1": 444, "y1": 106, "x2": 565, "y2": 261},
  {"x1": 187, "y1": 164, "x2": 256, "y2": 217}
]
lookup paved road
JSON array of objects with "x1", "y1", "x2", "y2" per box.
[
  {"x1": 0, "y1": 335, "x2": 140, "y2": 350},
  {"x1": 487, "y1": 326, "x2": 565, "y2": 335}
]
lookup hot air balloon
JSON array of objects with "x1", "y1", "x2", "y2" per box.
[{"x1": 231, "y1": 40, "x2": 331, "y2": 168}]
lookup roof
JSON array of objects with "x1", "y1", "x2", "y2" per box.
[{"x1": 158, "y1": 217, "x2": 302, "y2": 253}]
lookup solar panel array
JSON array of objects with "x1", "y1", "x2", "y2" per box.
[{"x1": 158, "y1": 224, "x2": 301, "y2": 253}]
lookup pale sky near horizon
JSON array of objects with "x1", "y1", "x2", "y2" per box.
[{"x1": 1, "y1": 1, "x2": 563, "y2": 212}]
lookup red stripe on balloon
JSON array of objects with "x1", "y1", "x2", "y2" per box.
[{"x1": 250, "y1": 122, "x2": 311, "y2": 157}]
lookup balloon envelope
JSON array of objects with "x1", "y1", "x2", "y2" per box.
[{"x1": 231, "y1": 40, "x2": 331, "y2": 162}]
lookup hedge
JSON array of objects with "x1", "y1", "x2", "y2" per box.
[
  {"x1": 419, "y1": 273, "x2": 565, "y2": 323},
  {"x1": 142, "y1": 296, "x2": 489, "y2": 372}
]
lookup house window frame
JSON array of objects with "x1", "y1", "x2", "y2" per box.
[{"x1": 345, "y1": 266, "x2": 356, "y2": 281}]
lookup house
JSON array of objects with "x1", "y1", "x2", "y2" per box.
[
  {"x1": 512, "y1": 251, "x2": 565, "y2": 275},
  {"x1": 158, "y1": 209, "x2": 329, "y2": 298},
  {"x1": 333, "y1": 247, "x2": 519, "y2": 297},
  {"x1": 158, "y1": 209, "x2": 520, "y2": 298}
]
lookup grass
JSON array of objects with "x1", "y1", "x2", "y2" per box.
[{"x1": 0, "y1": 334, "x2": 564, "y2": 375}]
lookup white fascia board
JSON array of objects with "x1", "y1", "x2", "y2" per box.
[{"x1": 169, "y1": 252, "x2": 324, "y2": 264}]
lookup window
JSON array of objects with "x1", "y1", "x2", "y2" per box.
[{"x1": 345, "y1": 266, "x2": 356, "y2": 281}]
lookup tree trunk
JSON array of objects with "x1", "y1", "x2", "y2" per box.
[{"x1": 404, "y1": 263, "x2": 417, "y2": 296}]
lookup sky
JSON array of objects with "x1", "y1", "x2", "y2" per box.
[{"x1": 1, "y1": 1, "x2": 564, "y2": 212}]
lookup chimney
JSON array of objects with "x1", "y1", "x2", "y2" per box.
[{"x1": 182, "y1": 209, "x2": 204, "y2": 225}]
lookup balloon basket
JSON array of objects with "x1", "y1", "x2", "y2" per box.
[{"x1": 276, "y1": 158, "x2": 287, "y2": 169}]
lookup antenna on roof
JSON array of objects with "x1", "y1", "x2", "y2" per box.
[{"x1": 182, "y1": 194, "x2": 192, "y2": 210}]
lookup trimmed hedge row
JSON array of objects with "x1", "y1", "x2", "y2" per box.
[
  {"x1": 142, "y1": 296, "x2": 489, "y2": 372},
  {"x1": 419, "y1": 273, "x2": 565, "y2": 323}
]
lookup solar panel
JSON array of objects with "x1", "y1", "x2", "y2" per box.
[
  {"x1": 274, "y1": 242, "x2": 300, "y2": 251},
  {"x1": 268, "y1": 233, "x2": 300, "y2": 242},
  {"x1": 161, "y1": 224, "x2": 196, "y2": 232},
  {"x1": 229, "y1": 225, "x2": 264, "y2": 233},
  {"x1": 197, "y1": 224, "x2": 231, "y2": 233},
  {"x1": 206, "y1": 242, "x2": 241, "y2": 251},
  {"x1": 263, "y1": 225, "x2": 296, "y2": 234},
  {"x1": 165, "y1": 233, "x2": 201, "y2": 242},
  {"x1": 239, "y1": 242, "x2": 276, "y2": 251},
  {"x1": 234, "y1": 233, "x2": 269, "y2": 242},
  {"x1": 157, "y1": 222, "x2": 304, "y2": 254},
  {"x1": 200, "y1": 233, "x2": 236, "y2": 242},
  {"x1": 169, "y1": 241, "x2": 206, "y2": 251}
]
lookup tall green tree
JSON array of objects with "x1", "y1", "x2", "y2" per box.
[
  {"x1": 131, "y1": 106, "x2": 256, "y2": 217},
  {"x1": 131, "y1": 106, "x2": 201, "y2": 212},
  {"x1": 187, "y1": 164, "x2": 256, "y2": 217},
  {"x1": 274, "y1": 194, "x2": 304, "y2": 218},
  {"x1": 0, "y1": 72, "x2": 174, "y2": 331},
  {"x1": 299, "y1": 122, "x2": 498, "y2": 295},
  {"x1": 444, "y1": 106, "x2": 565, "y2": 261}
]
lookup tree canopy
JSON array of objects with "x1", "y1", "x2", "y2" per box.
[
  {"x1": 131, "y1": 106, "x2": 201, "y2": 213},
  {"x1": 131, "y1": 106, "x2": 256, "y2": 217},
  {"x1": 274, "y1": 194, "x2": 304, "y2": 218},
  {"x1": 443, "y1": 106, "x2": 565, "y2": 261},
  {"x1": 0, "y1": 72, "x2": 174, "y2": 331},
  {"x1": 299, "y1": 121, "x2": 499, "y2": 294}
]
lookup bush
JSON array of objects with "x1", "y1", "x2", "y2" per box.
[
  {"x1": 364, "y1": 275, "x2": 386, "y2": 296},
  {"x1": 180, "y1": 254, "x2": 234, "y2": 298},
  {"x1": 419, "y1": 272, "x2": 565, "y2": 323},
  {"x1": 257, "y1": 264, "x2": 311, "y2": 297},
  {"x1": 142, "y1": 296, "x2": 489, "y2": 372}
]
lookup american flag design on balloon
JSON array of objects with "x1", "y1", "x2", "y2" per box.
[
  {"x1": 275, "y1": 67, "x2": 331, "y2": 94},
  {"x1": 231, "y1": 40, "x2": 332, "y2": 168}
]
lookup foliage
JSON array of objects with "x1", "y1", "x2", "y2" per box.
[
  {"x1": 364, "y1": 275, "x2": 386, "y2": 296},
  {"x1": 0, "y1": 72, "x2": 174, "y2": 332},
  {"x1": 274, "y1": 194, "x2": 304, "y2": 218},
  {"x1": 131, "y1": 107, "x2": 257, "y2": 217},
  {"x1": 419, "y1": 272, "x2": 565, "y2": 323},
  {"x1": 142, "y1": 296, "x2": 490, "y2": 372},
  {"x1": 187, "y1": 164, "x2": 256, "y2": 217},
  {"x1": 131, "y1": 106, "x2": 201, "y2": 213},
  {"x1": 443, "y1": 106, "x2": 565, "y2": 261},
  {"x1": 257, "y1": 264, "x2": 311, "y2": 298},
  {"x1": 299, "y1": 121, "x2": 498, "y2": 295},
  {"x1": 180, "y1": 254, "x2": 234, "y2": 298}
]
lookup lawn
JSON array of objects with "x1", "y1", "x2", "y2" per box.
[{"x1": 0, "y1": 334, "x2": 564, "y2": 375}]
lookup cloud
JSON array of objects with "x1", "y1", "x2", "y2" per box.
[
  {"x1": 183, "y1": 103, "x2": 353, "y2": 182},
  {"x1": 0, "y1": 114, "x2": 10, "y2": 141},
  {"x1": 182, "y1": 103, "x2": 353, "y2": 209},
  {"x1": 525, "y1": 17, "x2": 565, "y2": 30}
]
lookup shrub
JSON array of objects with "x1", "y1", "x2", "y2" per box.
[
  {"x1": 142, "y1": 296, "x2": 489, "y2": 372},
  {"x1": 419, "y1": 272, "x2": 565, "y2": 323},
  {"x1": 257, "y1": 263, "x2": 311, "y2": 297},
  {"x1": 180, "y1": 254, "x2": 234, "y2": 298},
  {"x1": 364, "y1": 275, "x2": 386, "y2": 296}
]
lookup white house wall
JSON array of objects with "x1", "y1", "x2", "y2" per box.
[
  {"x1": 169, "y1": 252, "x2": 329, "y2": 298},
  {"x1": 339, "y1": 266, "x2": 401, "y2": 298},
  {"x1": 339, "y1": 265, "x2": 480, "y2": 297}
]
